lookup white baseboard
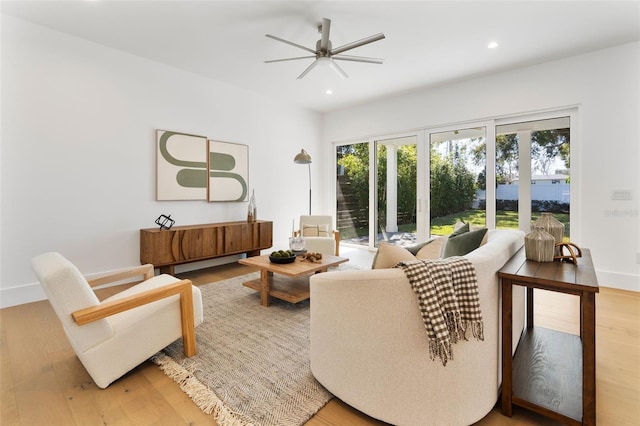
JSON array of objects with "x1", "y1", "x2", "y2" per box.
[
  {"x1": 1, "y1": 282, "x2": 47, "y2": 309},
  {"x1": 596, "y1": 269, "x2": 640, "y2": 293}
]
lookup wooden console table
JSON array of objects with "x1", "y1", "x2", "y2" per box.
[
  {"x1": 140, "y1": 220, "x2": 272, "y2": 274},
  {"x1": 499, "y1": 247, "x2": 598, "y2": 425}
]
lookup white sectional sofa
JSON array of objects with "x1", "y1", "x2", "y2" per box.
[{"x1": 309, "y1": 229, "x2": 525, "y2": 426}]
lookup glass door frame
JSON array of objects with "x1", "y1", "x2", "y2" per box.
[
  {"x1": 494, "y1": 107, "x2": 579, "y2": 237},
  {"x1": 332, "y1": 130, "x2": 425, "y2": 252},
  {"x1": 372, "y1": 132, "x2": 424, "y2": 248},
  {"x1": 424, "y1": 120, "x2": 495, "y2": 234},
  {"x1": 332, "y1": 107, "x2": 579, "y2": 250}
]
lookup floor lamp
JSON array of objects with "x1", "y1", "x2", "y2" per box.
[{"x1": 294, "y1": 149, "x2": 312, "y2": 215}]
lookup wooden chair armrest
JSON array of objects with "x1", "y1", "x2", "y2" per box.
[
  {"x1": 72, "y1": 279, "x2": 197, "y2": 356},
  {"x1": 86, "y1": 264, "x2": 155, "y2": 288}
]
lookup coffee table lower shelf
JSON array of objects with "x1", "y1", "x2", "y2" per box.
[{"x1": 242, "y1": 275, "x2": 310, "y2": 304}]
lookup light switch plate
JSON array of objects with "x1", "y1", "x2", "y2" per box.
[{"x1": 611, "y1": 190, "x2": 633, "y2": 200}]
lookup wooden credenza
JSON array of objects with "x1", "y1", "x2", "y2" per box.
[{"x1": 140, "y1": 220, "x2": 272, "y2": 274}]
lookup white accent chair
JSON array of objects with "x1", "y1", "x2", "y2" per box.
[
  {"x1": 31, "y1": 252, "x2": 204, "y2": 389},
  {"x1": 297, "y1": 215, "x2": 340, "y2": 256}
]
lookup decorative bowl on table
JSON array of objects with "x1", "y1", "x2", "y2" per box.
[{"x1": 269, "y1": 250, "x2": 296, "y2": 264}]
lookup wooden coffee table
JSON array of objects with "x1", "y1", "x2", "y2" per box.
[{"x1": 238, "y1": 254, "x2": 349, "y2": 307}]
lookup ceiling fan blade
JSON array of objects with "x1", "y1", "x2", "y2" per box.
[
  {"x1": 319, "y1": 18, "x2": 331, "y2": 53},
  {"x1": 329, "y1": 60, "x2": 348, "y2": 79},
  {"x1": 332, "y1": 54, "x2": 384, "y2": 64},
  {"x1": 265, "y1": 34, "x2": 316, "y2": 54},
  {"x1": 330, "y1": 33, "x2": 385, "y2": 56},
  {"x1": 265, "y1": 56, "x2": 316, "y2": 63},
  {"x1": 297, "y1": 59, "x2": 320, "y2": 79}
]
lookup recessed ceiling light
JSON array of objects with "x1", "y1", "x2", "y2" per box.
[
  {"x1": 325, "y1": 89, "x2": 333, "y2": 95},
  {"x1": 488, "y1": 41, "x2": 499, "y2": 49}
]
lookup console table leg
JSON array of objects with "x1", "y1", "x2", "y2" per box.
[
  {"x1": 582, "y1": 292, "x2": 597, "y2": 425},
  {"x1": 526, "y1": 287, "x2": 534, "y2": 328},
  {"x1": 160, "y1": 265, "x2": 175, "y2": 275}
]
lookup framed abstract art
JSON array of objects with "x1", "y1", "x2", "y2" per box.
[
  {"x1": 207, "y1": 140, "x2": 249, "y2": 202},
  {"x1": 156, "y1": 130, "x2": 249, "y2": 202},
  {"x1": 156, "y1": 130, "x2": 208, "y2": 201}
]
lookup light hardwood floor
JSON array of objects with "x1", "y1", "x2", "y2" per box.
[{"x1": 2, "y1": 260, "x2": 639, "y2": 425}]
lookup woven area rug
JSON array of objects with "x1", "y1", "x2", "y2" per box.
[{"x1": 152, "y1": 270, "x2": 335, "y2": 426}]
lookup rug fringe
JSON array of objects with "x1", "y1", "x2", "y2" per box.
[{"x1": 151, "y1": 352, "x2": 254, "y2": 426}]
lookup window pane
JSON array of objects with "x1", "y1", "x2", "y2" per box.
[
  {"x1": 495, "y1": 117, "x2": 570, "y2": 240},
  {"x1": 336, "y1": 143, "x2": 369, "y2": 246},
  {"x1": 531, "y1": 126, "x2": 570, "y2": 241},
  {"x1": 429, "y1": 128, "x2": 486, "y2": 236},
  {"x1": 375, "y1": 137, "x2": 417, "y2": 247}
]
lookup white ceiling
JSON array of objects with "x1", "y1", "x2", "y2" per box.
[{"x1": 2, "y1": 0, "x2": 639, "y2": 113}]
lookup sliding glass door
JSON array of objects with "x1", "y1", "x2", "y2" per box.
[
  {"x1": 374, "y1": 135, "x2": 418, "y2": 247},
  {"x1": 335, "y1": 134, "x2": 420, "y2": 249},
  {"x1": 495, "y1": 117, "x2": 571, "y2": 239},
  {"x1": 428, "y1": 126, "x2": 487, "y2": 236},
  {"x1": 335, "y1": 142, "x2": 370, "y2": 246},
  {"x1": 334, "y1": 109, "x2": 575, "y2": 250}
]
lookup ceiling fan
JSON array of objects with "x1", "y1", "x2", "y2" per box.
[{"x1": 265, "y1": 18, "x2": 385, "y2": 79}]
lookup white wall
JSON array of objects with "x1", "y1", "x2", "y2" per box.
[
  {"x1": 2, "y1": 16, "x2": 638, "y2": 308},
  {"x1": 324, "y1": 42, "x2": 640, "y2": 292},
  {"x1": 0, "y1": 16, "x2": 325, "y2": 307}
]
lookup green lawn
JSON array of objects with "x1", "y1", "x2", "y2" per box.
[
  {"x1": 430, "y1": 209, "x2": 570, "y2": 239},
  {"x1": 339, "y1": 210, "x2": 570, "y2": 241}
]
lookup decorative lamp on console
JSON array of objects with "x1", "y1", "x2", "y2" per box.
[{"x1": 294, "y1": 149, "x2": 312, "y2": 215}]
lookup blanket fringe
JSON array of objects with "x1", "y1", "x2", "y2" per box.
[
  {"x1": 445, "y1": 311, "x2": 463, "y2": 344},
  {"x1": 470, "y1": 320, "x2": 484, "y2": 341},
  {"x1": 151, "y1": 352, "x2": 254, "y2": 426},
  {"x1": 429, "y1": 339, "x2": 453, "y2": 366}
]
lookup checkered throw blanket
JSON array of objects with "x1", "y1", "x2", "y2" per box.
[{"x1": 395, "y1": 257, "x2": 484, "y2": 366}]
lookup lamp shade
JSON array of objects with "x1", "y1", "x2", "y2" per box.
[{"x1": 293, "y1": 149, "x2": 312, "y2": 164}]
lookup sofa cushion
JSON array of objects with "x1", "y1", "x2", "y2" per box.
[
  {"x1": 372, "y1": 243, "x2": 417, "y2": 269},
  {"x1": 404, "y1": 240, "x2": 433, "y2": 256},
  {"x1": 443, "y1": 226, "x2": 488, "y2": 258},
  {"x1": 373, "y1": 237, "x2": 448, "y2": 268},
  {"x1": 454, "y1": 221, "x2": 489, "y2": 245},
  {"x1": 415, "y1": 237, "x2": 446, "y2": 259}
]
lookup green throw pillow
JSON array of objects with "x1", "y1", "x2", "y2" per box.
[
  {"x1": 405, "y1": 239, "x2": 436, "y2": 256},
  {"x1": 442, "y1": 227, "x2": 488, "y2": 258},
  {"x1": 451, "y1": 222, "x2": 470, "y2": 236}
]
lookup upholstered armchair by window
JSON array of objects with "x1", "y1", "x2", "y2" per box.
[
  {"x1": 31, "y1": 252, "x2": 204, "y2": 389},
  {"x1": 296, "y1": 215, "x2": 340, "y2": 256}
]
